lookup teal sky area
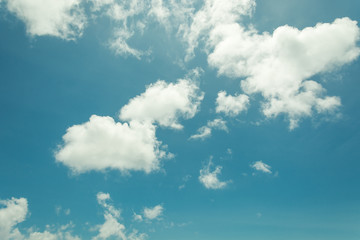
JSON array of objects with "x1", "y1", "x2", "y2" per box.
[{"x1": 0, "y1": 0, "x2": 359, "y2": 239}]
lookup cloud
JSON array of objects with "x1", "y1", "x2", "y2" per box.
[
  {"x1": 120, "y1": 78, "x2": 204, "y2": 129},
  {"x1": 109, "y1": 28, "x2": 144, "y2": 59},
  {"x1": 0, "y1": 197, "x2": 27, "y2": 240},
  {"x1": 55, "y1": 115, "x2": 170, "y2": 175},
  {"x1": 133, "y1": 213, "x2": 143, "y2": 222},
  {"x1": 251, "y1": 161, "x2": 272, "y2": 174},
  {"x1": 89, "y1": 0, "x2": 149, "y2": 59},
  {"x1": 178, "y1": 174, "x2": 191, "y2": 190},
  {"x1": 190, "y1": 118, "x2": 228, "y2": 140},
  {"x1": 199, "y1": 159, "x2": 230, "y2": 189},
  {"x1": 93, "y1": 192, "x2": 146, "y2": 240},
  {"x1": 181, "y1": 0, "x2": 256, "y2": 60},
  {"x1": 4, "y1": 0, "x2": 86, "y2": 40},
  {"x1": 207, "y1": 17, "x2": 359, "y2": 129},
  {"x1": 216, "y1": 91, "x2": 249, "y2": 116},
  {"x1": 143, "y1": 205, "x2": 164, "y2": 220},
  {"x1": 0, "y1": 197, "x2": 80, "y2": 240},
  {"x1": 148, "y1": 0, "x2": 170, "y2": 25},
  {"x1": 55, "y1": 206, "x2": 71, "y2": 216}
]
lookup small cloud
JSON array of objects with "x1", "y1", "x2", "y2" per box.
[
  {"x1": 179, "y1": 175, "x2": 191, "y2": 190},
  {"x1": 55, "y1": 206, "x2": 71, "y2": 216},
  {"x1": 251, "y1": 161, "x2": 272, "y2": 174},
  {"x1": 189, "y1": 118, "x2": 228, "y2": 140},
  {"x1": 64, "y1": 209, "x2": 71, "y2": 216},
  {"x1": 226, "y1": 148, "x2": 232, "y2": 155},
  {"x1": 143, "y1": 205, "x2": 164, "y2": 220},
  {"x1": 216, "y1": 91, "x2": 250, "y2": 117},
  {"x1": 199, "y1": 158, "x2": 230, "y2": 189},
  {"x1": 133, "y1": 213, "x2": 143, "y2": 222}
]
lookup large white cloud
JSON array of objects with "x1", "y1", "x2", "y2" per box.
[
  {"x1": 4, "y1": 0, "x2": 86, "y2": 40},
  {"x1": 55, "y1": 115, "x2": 169, "y2": 174},
  {"x1": 208, "y1": 18, "x2": 359, "y2": 129},
  {"x1": 120, "y1": 79, "x2": 204, "y2": 129},
  {"x1": 199, "y1": 160, "x2": 230, "y2": 189}
]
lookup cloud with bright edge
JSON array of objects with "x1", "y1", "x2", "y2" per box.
[
  {"x1": 120, "y1": 78, "x2": 204, "y2": 130},
  {"x1": 181, "y1": 0, "x2": 256, "y2": 61},
  {"x1": 190, "y1": 118, "x2": 228, "y2": 140},
  {"x1": 93, "y1": 192, "x2": 147, "y2": 240},
  {"x1": 251, "y1": 161, "x2": 272, "y2": 174},
  {"x1": 0, "y1": 197, "x2": 80, "y2": 240},
  {"x1": 143, "y1": 205, "x2": 164, "y2": 220},
  {"x1": 55, "y1": 115, "x2": 168, "y2": 174},
  {"x1": 199, "y1": 159, "x2": 230, "y2": 189},
  {"x1": 181, "y1": 0, "x2": 360, "y2": 129},
  {"x1": 209, "y1": 21, "x2": 359, "y2": 128},
  {"x1": 216, "y1": 91, "x2": 250, "y2": 116},
  {"x1": 3, "y1": 0, "x2": 86, "y2": 40},
  {"x1": 56, "y1": 74, "x2": 203, "y2": 175}
]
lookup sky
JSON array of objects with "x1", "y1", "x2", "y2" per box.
[{"x1": 0, "y1": 0, "x2": 359, "y2": 239}]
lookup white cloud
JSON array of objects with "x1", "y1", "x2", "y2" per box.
[
  {"x1": 97, "y1": 192, "x2": 121, "y2": 219},
  {"x1": 190, "y1": 118, "x2": 228, "y2": 140},
  {"x1": 109, "y1": 28, "x2": 144, "y2": 59},
  {"x1": 189, "y1": 126, "x2": 212, "y2": 140},
  {"x1": 216, "y1": 91, "x2": 249, "y2": 116},
  {"x1": 55, "y1": 115, "x2": 170, "y2": 175},
  {"x1": 0, "y1": 197, "x2": 27, "y2": 240},
  {"x1": 199, "y1": 159, "x2": 229, "y2": 189},
  {"x1": 93, "y1": 192, "x2": 146, "y2": 240},
  {"x1": 207, "y1": 17, "x2": 359, "y2": 129},
  {"x1": 89, "y1": 0, "x2": 148, "y2": 58},
  {"x1": 4, "y1": 0, "x2": 86, "y2": 40},
  {"x1": 27, "y1": 227, "x2": 80, "y2": 240},
  {"x1": 143, "y1": 205, "x2": 163, "y2": 220},
  {"x1": 0, "y1": 197, "x2": 79, "y2": 240},
  {"x1": 133, "y1": 213, "x2": 143, "y2": 222},
  {"x1": 181, "y1": 0, "x2": 256, "y2": 60},
  {"x1": 120, "y1": 78, "x2": 204, "y2": 129},
  {"x1": 251, "y1": 161, "x2": 272, "y2": 174},
  {"x1": 149, "y1": 0, "x2": 170, "y2": 25}
]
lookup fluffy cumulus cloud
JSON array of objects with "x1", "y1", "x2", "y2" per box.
[
  {"x1": 0, "y1": 197, "x2": 27, "y2": 239},
  {"x1": 143, "y1": 205, "x2": 163, "y2": 220},
  {"x1": 0, "y1": 197, "x2": 80, "y2": 240},
  {"x1": 181, "y1": 0, "x2": 255, "y2": 60},
  {"x1": 207, "y1": 17, "x2": 359, "y2": 128},
  {"x1": 55, "y1": 115, "x2": 169, "y2": 174},
  {"x1": 3, "y1": 0, "x2": 86, "y2": 40},
  {"x1": 120, "y1": 78, "x2": 204, "y2": 129},
  {"x1": 251, "y1": 161, "x2": 272, "y2": 174},
  {"x1": 216, "y1": 91, "x2": 249, "y2": 116},
  {"x1": 190, "y1": 118, "x2": 228, "y2": 140},
  {"x1": 93, "y1": 192, "x2": 146, "y2": 240},
  {"x1": 199, "y1": 159, "x2": 230, "y2": 189},
  {"x1": 1, "y1": 194, "x2": 147, "y2": 240},
  {"x1": 56, "y1": 72, "x2": 203, "y2": 175}
]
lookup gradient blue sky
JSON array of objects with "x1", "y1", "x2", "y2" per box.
[{"x1": 0, "y1": 0, "x2": 360, "y2": 239}]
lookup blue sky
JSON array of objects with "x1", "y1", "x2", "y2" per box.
[{"x1": 0, "y1": 0, "x2": 359, "y2": 239}]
